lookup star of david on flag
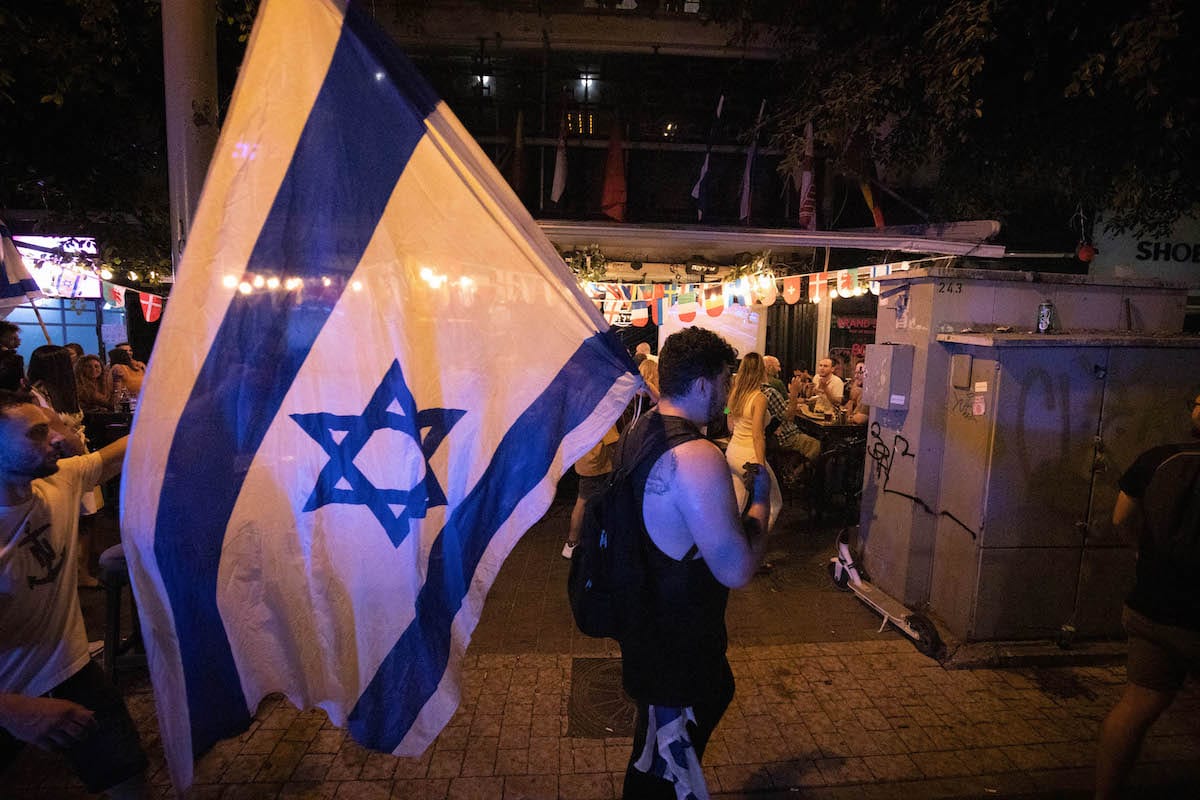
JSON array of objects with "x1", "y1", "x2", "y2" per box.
[
  {"x1": 121, "y1": 0, "x2": 639, "y2": 791},
  {"x1": 290, "y1": 360, "x2": 464, "y2": 546}
]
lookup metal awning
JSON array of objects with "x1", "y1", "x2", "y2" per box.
[{"x1": 536, "y1": 220, "x2": 1005, "y2": 281}]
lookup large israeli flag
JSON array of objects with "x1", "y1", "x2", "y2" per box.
[{"x1": 122, "y1": 0, "x2": 638, "y2": 790}]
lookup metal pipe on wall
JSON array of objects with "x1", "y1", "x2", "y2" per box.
[{"x1": 161, "y1": 0, "x2": 219, "y2": 270}]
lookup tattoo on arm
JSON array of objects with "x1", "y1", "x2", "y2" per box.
[{"x1": 644, "y1": 450, "x2": 676, "y2": 496}]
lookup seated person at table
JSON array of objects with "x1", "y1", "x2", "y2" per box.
[
  {"x1": 809, "y1": 357, "x2": 844, "y2": 415},
  {"x1": 107, "y1": 348, "x2": 143, "y2": 399},
  {"x1": 0, "y1": 392, "x2": 150, "y2": 798},
  {"x1": 842, "y1": 361, "x2": 865, "y2": 417},
  {"x1": 791, "y1": 364, "x2": 814, "y2": 399},
  {"x1": 764, "y1": 376, "x2": 820, "y2": 462},
  {"x1": 75, "y1": 355, "x2": 114, "y2": 413}
]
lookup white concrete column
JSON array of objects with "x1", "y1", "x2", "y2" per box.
[{"x1": 161, "y1": 0, "x2": 219, "y2": 270}]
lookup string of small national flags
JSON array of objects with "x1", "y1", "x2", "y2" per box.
[{"x1": 584, "y1": 258, "x2": 948, "y2": 327}]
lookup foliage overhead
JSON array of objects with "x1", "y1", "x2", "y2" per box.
[{"x1": 707, "y1": 0, "x2": 1197, "y2": 240}]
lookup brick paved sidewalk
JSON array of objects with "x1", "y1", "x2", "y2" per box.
[{"x1": 9, "y1": 499, "x2": 1199, "y2": 798}]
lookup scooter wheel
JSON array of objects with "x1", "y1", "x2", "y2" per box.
[
  {"x1": 906, "y1": 614, "x2": 942, "y2": 658},
  {"x1": 827, "y1": 561, "x2": 852, "y2": 591}
]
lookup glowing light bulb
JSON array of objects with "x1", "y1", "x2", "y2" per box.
[
  {"x1": 266, "y1": 277, "x2": 280, "y2": 290},
  {"x1": 351, "y1": 280, "x2": 363, "y2": 292},
  {"x1": 223, "y1": 275, "x2": 238, "y2": 289},
  {"x1": 238, "y1": 282, "x2": 252, "y2": 295},
  {"x1": 127, "y1": 271, "x2": 139, "y2": 281},
  {"x1": 99, "y1": 268, "x2": 113, "y2": 280},
  {"x1": 322, "y1": 276, "x2": 332, "y2": 287},
  {"x1": 252, "y1": 274, "x2": 265, "y2": 289}
]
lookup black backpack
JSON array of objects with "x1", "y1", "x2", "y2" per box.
[{"x1": 567, "y1": 417, "x2": 663, "y2": 640}]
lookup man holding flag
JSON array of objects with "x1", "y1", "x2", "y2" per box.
[
  {"x1": 0, "y1": 392, "x2": 149, "y2": 798},
  {"x1": 122, "y1": 0, "x2": 638, "y2": 792}
]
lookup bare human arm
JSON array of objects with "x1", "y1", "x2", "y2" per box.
[
  {"x1": 749, "y1": 392, "x2": 768, "y2": 465},
  {"x1": 651, "y1": 439, "x2": 771, "y2": 588},
  {"x1": 1112, "y1": 490, "x2": 1140, "y2": 543},
  {"x1": 0, "y1": 692, "x2": 96, "y2": 750},
  {"x1": 96, "y1": 435, "x2": 129, "y2": 484}
]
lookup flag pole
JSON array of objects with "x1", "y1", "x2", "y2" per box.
[{"x1": 28, "y1": 300, "x2": 51, "y2": 344}]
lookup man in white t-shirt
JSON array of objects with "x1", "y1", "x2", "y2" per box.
[
  {"x1": 810, "y1": 357, "x2": 844, "y2": 415},
  {"x1": 0, "y1": 391, "x2": 149, "y2": 797}
]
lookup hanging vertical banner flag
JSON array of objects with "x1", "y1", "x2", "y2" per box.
[
  {"x1": 0, "y1": 219, "x2": 45, "y2": 312},
  {"x1": 550, "y1": 91, "x2": 568, "y2": 204},
  {"x1": 139, "y1": 292, "x2": 165, "y2": 323},
  {"x1": 703, "y1": 285, "x2": 724, "y2": 317},
  {"x1": 739, "y1": 99, "x2": 766, "y2": 223},
  {"x1": 808, "y1": 273, "x2": 824, "y2": 302},
  {"x1": 690, "y1": 93, "x2": 725, "y2": 221},
  {"x1": 795, "y1": 121, "x2": 816, "y2": 230},
  {"x1": 676, "y1": 291, "x2": 698, "y2": 322},
  {"x1": 782, "y1": 275, "x2": 802, "y2": 304},
  {"x1": 600, "y1": 117, "x2": 627, "y2": 222},
  {"x1": 631, "y1": 300, "x2": 649, "y2": 327},
  {"x1": 121, "y1": 0, "x2": 639, "y2": 791},
  {"x1": 860, "y1": 181, "x2": 885, "y2": 229}
]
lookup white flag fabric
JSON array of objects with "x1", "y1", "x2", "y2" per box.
[
  {"x1": 551, "y1": 129, "x2": 568, "y2": 203},
  {"x1": 0, "y1": 219, "x2": 45, "y2": 313},
  {"x1": 738, "y1": 99, "x2": 766, "y2": 222},
  {"x1": 121, "y1": 0, "x2": 639, "y2": 790}
]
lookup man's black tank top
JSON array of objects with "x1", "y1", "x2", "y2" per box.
[{"x1": 616, "y1": 409, "x2": 732, "y2": 706}]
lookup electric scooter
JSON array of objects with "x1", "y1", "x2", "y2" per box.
[{"x1": 827, "y1": 529, "x2": 943, "y2": 658}]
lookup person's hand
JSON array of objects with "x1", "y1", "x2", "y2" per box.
[
  {"x1": 742, "y1": 462, "x2": 770, "y2": 500},
  {"x1": 788, "y1": 375, "x2": 803, "y2": 398},
  {"x1": 0, "y1": 694, "x2": 96, "y2": 750}
]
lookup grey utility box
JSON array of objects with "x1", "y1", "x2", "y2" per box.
[
  {"x1": 862, "y1": 343, "x2": 914, "y2": 411},
  {"x1": 859, "y1": 266, "x2": 1200, "y2": 642}
]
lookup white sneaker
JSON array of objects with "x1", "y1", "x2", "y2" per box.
[{"x1": 561, "y1": 541, "x2": 577, "y2": 559}]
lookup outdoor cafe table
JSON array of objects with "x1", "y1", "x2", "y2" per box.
[{"x1": 793, "y1": 410, "x2": 868, "y2": 523}]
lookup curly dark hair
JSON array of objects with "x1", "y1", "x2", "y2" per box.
[
  {"x1": 657, "y1": 327, "x2": 737, "y2": 399},
  {"x1": 0, "y1": 388, "x2": 37, "y2": 419}
]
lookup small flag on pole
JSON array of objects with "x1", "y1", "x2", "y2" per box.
[
  {"x1": 795, "y1": 121, "x2": 816, "y2": 230},
  {"x1": 550, "y1": 93, "x2": 568, "y2": 204},
  {"x1": 600, "y1": 117, "x2": 627, "y2": 222},
  {"x1": 691, "y1": 93, "x2": 724, "y2": 221},
  {"x1": 739, "y1": 99, "x2": 766, "y2": 223},
  {"x1": 122, "y1": 0, "x2": 639, "y2": 791}
]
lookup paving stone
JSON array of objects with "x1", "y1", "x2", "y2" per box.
[
  {"x1": 494, "y1": 747, "x2": 529, "y2": 776},
  {"x1": 862, "y1": 753, "x2": 923, "y2": 781},
  {"x1": 502, "y1": 773, "x2": 559, "y2": 800},
  {"x1": 279, "y1": 782, "x2": 338, "y2": 800},
  {"x1": 556, "y1": 772, "x2": 616, "y2": 799},
  {"x1": 814, "y1": 755, "x2": 874, "y2": 785},
  {"x1": 221, "y1": 783, "x2": 283, "y2": 799},
  {"x1": 332, "y1": 780, "x2": 392, "y2": 799},
  {"x1": 714, "y1": 763, "x2": 774, "y2": 792},
  {"x1": 390, "y1": 777, "x2": 450, "y2": 799},
  {"x1": 258, "y1": 740, "x2": 309, "y2": 783},
  {"x1": 359, "y1": 752, "x2": 400, "y2": 781},
  {"x1": 291, "y1": 753, "x2": 335, "y2": 783},
  {"x1": 220, "y1": 752, "x2": 267, "y2": 783}
]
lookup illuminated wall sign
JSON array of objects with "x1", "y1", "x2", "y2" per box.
[
  {"x1": 13, "y1": 235, "x2": 103, "y2": 299},
  {"x1": 1091, "y1": 214, "x2": 1200, "y2": 285}
]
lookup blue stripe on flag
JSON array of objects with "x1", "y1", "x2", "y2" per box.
[
  {"x1": 152, "y1": 5, "x2": 441, "y2": 754},
  {"x1": 347, "y1": 332, "x2": 631, "y2": 749}
]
